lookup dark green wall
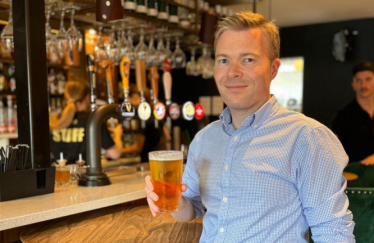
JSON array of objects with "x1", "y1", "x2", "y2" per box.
[{"x1": 280, "y1": 17, "x2": 374, "y2": 127}]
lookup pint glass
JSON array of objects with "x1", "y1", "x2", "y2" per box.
[{"x1": 149, "y1": 151, "x2": 183, "y2": 212}]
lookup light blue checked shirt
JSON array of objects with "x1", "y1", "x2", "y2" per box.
[{"x1": 182, "y1": 96, "x2": 355, "y2": 243}]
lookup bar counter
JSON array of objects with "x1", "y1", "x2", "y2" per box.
[{"x1": 0, "y1": 170, "x2": 149, "y2": 231}]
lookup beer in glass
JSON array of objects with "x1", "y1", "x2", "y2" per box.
[{"x1": 149, "y1": 151, "x2": 183, "y2": 212}]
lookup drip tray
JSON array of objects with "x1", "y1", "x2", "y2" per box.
[{"x1": 103, "y1": 166, "x2": 137, "y2": 177}]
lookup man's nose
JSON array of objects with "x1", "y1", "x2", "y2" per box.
[{"x1": 227, "y1": 62, "x2": 243, "y2": 78}]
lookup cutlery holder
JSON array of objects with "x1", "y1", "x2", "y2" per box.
[{"x1": 0, "y1": 166, "x2": 55, "y2": 202}]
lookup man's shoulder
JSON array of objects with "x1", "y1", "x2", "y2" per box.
[
  {"x1": 194, "y1": 120, "x2": 223, "y2": 140},
  {"x1": 272, "y1": 107, "x2": 325, "y2": 130}
]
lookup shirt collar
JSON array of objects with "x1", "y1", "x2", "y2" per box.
[{"x1": 219, "y1": 95, "x2": 280, "y2": 133}]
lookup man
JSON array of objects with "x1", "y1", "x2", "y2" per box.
[
  {"x1": 145, "y1": 12, "x2": 355, "y2": 242},
  {"x1": 332, "y1": 62, "x2": 374, "y2": 166}
]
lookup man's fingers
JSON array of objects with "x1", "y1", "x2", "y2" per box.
[
  {"x1": 146, "y1": 196, "x2": 159, "y2": 217},
  {"x1": 145, "y1": 175, "x2": 154, "y2": 191},
  {"x1": 181, "y1": 184, "x2": 188, "y2": 192},
  {"x1": 145, "y1": 186, "x2": 159, "y2": 201}
]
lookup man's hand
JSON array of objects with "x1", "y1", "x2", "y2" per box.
[
  {"x1": 144, "y1": 175, "x2": 187, "y2": 217},
  {"x1": 360, "y1": 154, "x2": 374, "y2": 166}
]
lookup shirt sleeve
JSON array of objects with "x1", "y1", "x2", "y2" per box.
[
  {"x1": 182, "y1": 139, "x2": 205, "y2": 219},
  {"x1": 296, "y1": 126, "x2": 355, "y2": 242}
]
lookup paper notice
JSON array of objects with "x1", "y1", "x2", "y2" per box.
[
  {"x1": 212, "y1": 96, "x2": 224, "y2": 115},
  {"x1": 199, "y1": 96, "x2": 211, "y2": 116}
]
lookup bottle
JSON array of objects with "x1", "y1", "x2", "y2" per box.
[
  {"x1": 221, "y1": 7, "x2": 227, "y2": 18},
  {"x1": 136, "y1": 0, "x2": 147, "y2": 15},
  {"x1": 9, "y1": 77, "x2": 16, "y2": 92},
  {"x1": 48, "y1": 69, "x2": 57, "y2": 95},
  {"x1": 6, "y1": 96, "x2": 15, "y2": 133},
  {"x1": 57, "y1": 72, "x2": 66, "y2": 95},
  {"x1": 147, "y1": 0, "x2": 158, "y2": 17},
  {"x1": 123, "y1": 0, "x2": 137, "y2": 12},
  {"x1": 157, "y1": 1, "x2": 169, "y2": 20},
  {"x1": 0, "y1": 101, "x2": 7, "y2": 133},
  {"x1": 168, "y1": 1, "x2": 179, "y2": 24},
  {"x1": 178, "y1": 0, "x2": 190, "y2": 28}
]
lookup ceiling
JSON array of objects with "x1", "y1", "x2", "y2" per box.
[
  {"x1": 210, "y1": 0, "x2": 374, "y2": 27},
  {"x1": 0, "y1": 0, "x2": 373, "y2": 29}
]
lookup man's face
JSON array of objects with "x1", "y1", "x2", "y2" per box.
[
  {"x1": 214, "y1": 28, "x2": 281, "y2": 114},
  {"x1": 352, "y1": 70, "x2": 374, "y2": 99}
]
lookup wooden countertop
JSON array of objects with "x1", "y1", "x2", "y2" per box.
[
  {"x1": 0, "y1": 171, "x2": 149, "y2": 231},
  {"x1": 20, "y1": 206, "x2": 203, "y2": 243}
]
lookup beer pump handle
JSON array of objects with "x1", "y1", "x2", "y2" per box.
[
  {"x1": 149, "y1": 66, "x2": 159, "y2": 101},
  {"x1": 163, "y1": 59, "x2": 172, "y2": 105},
  {"x1": 106, "y1": 64, "x2": 114, "y2": 104},
  {"x1": 120, "y1": 56, "x2": 131, "y2": 90},
  {"x1": 135, "y1": 60, "x2": 146, "y2": 92},
  {"x1": 87, "y1": 54, "x2": 97, "y2": 111}
]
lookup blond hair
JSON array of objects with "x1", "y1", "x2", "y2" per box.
[
  {"x1": 214, "y1": 11, "x2": 280, "y2": 61},
  {"x1": 49, "y1": 80, "x2": 90, "y2": 130}
]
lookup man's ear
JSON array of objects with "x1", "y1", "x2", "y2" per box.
[{"x1": 271, "y1": 58, "x2": 281, "y2": 80}]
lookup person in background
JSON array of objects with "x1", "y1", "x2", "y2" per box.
[
  {"x1": 145, "y1": 11, "x2": 355, "y2": 242},
  {"x1": 121, "y1": 84, "x2": 164, "y2": 162},
  {"x1": 50, "y1": 79, "x2": 122, "y2": 165},
  {"x1": 332, "y1": 62, "x2": 374, "y2": 166}
]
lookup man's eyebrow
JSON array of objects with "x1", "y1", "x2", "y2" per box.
[{"x1": 215, "y1": 53, "x2": 260, "y2": 58}]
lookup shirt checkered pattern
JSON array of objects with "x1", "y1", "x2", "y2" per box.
[{"x1": 182, "y1": 96, "x2": 355, "y2": 243}]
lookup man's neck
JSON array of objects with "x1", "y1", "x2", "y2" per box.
[
  {"x1": 356, "y1": 96, "x2": 374, "y2": 118},
  {"x1": 230, "y1": 100, "x2": 268, "y2": 130}
]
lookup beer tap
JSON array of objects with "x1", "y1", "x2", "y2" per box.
[
  {"x1": 135, "y1": 60, "x2": 151, "y2": 128},
  {"x1": 106, "y1": 63, "x2": 115, "y2": 128},
  {"x1": 163, "y1": 59, "x2": 177, "y2": 150},
  {"x1": 149, "y1": 66, "x2": 165, "y2": 128},
  {"x1": 119, "y1": 56, "x2": 135, "y2": 122},
  {"x1": 163, "y1": 59, "x2": 180, "y2": 120},
  {"x1": 87, "y1": 54, "x2": 97, "y2": 112}
]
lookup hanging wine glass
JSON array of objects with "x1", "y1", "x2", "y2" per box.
[
  {"x1": 171, "y1": 36, "x2": 186, "y2": 69},
  {"x1": 56, "y1": 6, "x2": 69, "y2": 60},
  {"x1": 146, "y1": 31, "x2": 157, "y2": 68},
  {"x1": 106, "y1": 24, "x2": 119, "y2": 65},
  {"x1": 164, "y1": 36, "x2": 173, "y2": 66},
  {"x1": 126, "y1": 28, "x2": 136, "y2": 69},
  {"x1": 45, "y1": 5, "x2": 59, "y2": 63},
  {"x1": 116, "y1": 23, "x2": 128, "y2": 64},
  {"x1": 94, "y1": 25, "x2": 108, "y2": 63},
  {"x1": 1, "y1": 1, "x2": 14, "y2": 53},
  {"x1": 154, "y1": 31, "x2": 167, "y2": 70},
  {"x1": 134, "y1": 26, "x2": 148, "y2": 61},
  {"x1": 197, "y1": 45, "x2": 214, "y2": 79},
  {"x1": 186, "y1": 46, "x2": 201, "y2": 76},
  {"x1": 66, "y1": 5, "x2": 83, "y2": 52}
]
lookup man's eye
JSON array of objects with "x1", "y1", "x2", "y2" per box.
[
  {"x1": 218, "y1": 59, "x2": 228, "y2": 64},
  {"x1": 243, "y1": 58, "x2": 254, "y2": 63}
]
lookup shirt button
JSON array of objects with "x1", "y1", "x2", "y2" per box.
[
  {"x1": 220, "y1": 228, "x2": 224, "y2": 233},
  {"x1": 253, "y1": 124, "x2": 257, "y2": 128},
  {"x1": 223, "y1": 197, "x2": 228, "y2": 202},
  {"x1": 225, "y1": 165, "x2": 229, "y2": 170},
  {"x1": 233, "y1": 136, "x2": 238, "y2": 141}
]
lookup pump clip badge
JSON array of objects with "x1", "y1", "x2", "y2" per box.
[
  {"x1": 121, "y1": 100, "x2": 135, "y2": 120},
  {"x1": 138, "y1": 102, "x2": 152, "y2": 121},
  {"x1": 153, "y1": 102, "x2": 166, "y2": 120},
  {"x1": 169, "y1": 103, "x2": 180, "y2": 120},
  {"x1": 182, "y1": 101, "x2": 195, "y2": 121},
  {"x1": 194, "y1": 103, "x2": 204, "y2": 120}
]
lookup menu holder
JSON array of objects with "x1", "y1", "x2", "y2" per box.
[{"x1": 0, "y1": 166, "x2": 55, "y2": 202}]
